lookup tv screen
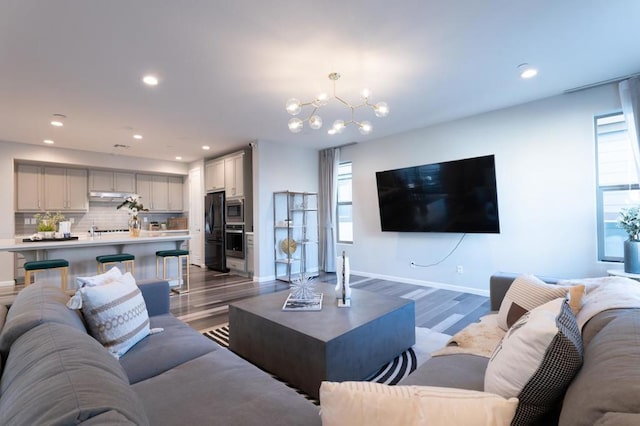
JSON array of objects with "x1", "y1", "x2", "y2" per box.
[{"x1": 375, "y1": 155, "x2": 500, "y2": 233}]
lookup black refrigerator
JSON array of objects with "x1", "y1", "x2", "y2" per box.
[{"x1": 205, "y1": 191, "x2": 228, "y2": 272}]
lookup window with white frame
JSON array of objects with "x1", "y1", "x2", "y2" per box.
[
  {"x1": 595, "y1": 112, "x2": 639, "y2": 261},
  {"x1": 337, "y1": 162, "x2": 353, "y2": 243}
]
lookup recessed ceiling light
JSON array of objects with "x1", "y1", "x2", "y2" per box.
[
  {"x1": 43, "y1": 139, "x2": 54, "y2": 144},
  {"x1": 50, "y1": 114, "x2": 66, "y2": 127},
  {"x1": 518, "y1": 63, "x2": 538, "y2": 79},
  {"x1": 175, "y1": 156, "x2": 182, "y2": 160},
  {"x1": 202, "y1": 145, "x2": 210, "y2": 150},
  {"x1": 133, "y1": 134, "x2": 143, "y2": 140},
  {"x1": 142, "y1": 75, "x2": 159, "y2": 86}
]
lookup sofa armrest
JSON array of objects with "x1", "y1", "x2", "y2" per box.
[
  {"x1": 489, "y1": 272, "x2": 561, "y2": 311},
  {"x1": 137, "y1": 280, "x2": 170, "y2": 316}
]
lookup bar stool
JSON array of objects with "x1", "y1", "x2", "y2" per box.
[
  {"x1": 24, "y1": 259, "x2": 69, "y2": 290},
  {"x1": 96, "y1": 253, "x2": 135, "y2": 276},
  {"x1": 156, "y1": 249, "x2": 190, "y2": 294}
]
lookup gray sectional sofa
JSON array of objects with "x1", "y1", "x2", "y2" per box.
[
  {"x1": 0, "y1": 280, "x2": 321, "y2": 425},
  {"x1": 399, "y1": 272, "x2": 640, "y2": 425}
]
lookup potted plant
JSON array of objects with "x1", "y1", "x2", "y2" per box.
[
  {"x1": 34, "y1": 211, "x2": 66, "y2": 239},
  {"x1": 117, "y1": 194, "x2": 149, "y2": 237},
  {"x1": 618, "y1": 206, "x2": 640, "y2": 273}
]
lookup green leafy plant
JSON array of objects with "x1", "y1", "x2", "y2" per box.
[
  {"x1": 116, "y1": 194, "x2": 149, "y2": 217},
  {"x1": 34, "y1": 211, "x2": 65, "y2": 232},
  {"x1": 619, "y1": 206, "x2": 640, "y2": 241}
]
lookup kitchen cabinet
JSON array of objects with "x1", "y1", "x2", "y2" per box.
[
  {"x1": 136, "y1": 174, "x2": 183, "y2": 212},
  {"x1": 43, "y1": 167, "x2": 88, "y2": 211},
  {"x1": 89, "y1": 170, "x2": 135, "y2": 192},
  {"x1": 273, "y1": 191, "x2": 319, "y2": 282},
  {"x1": 167, "y1": 176, "x2": 183, "y2": 211},
  {"x1": 16, "y1": 164, "x2": 44, "y2": 211},
  {"x1": 205, "y1": 159, "x2": 225, "y2": 192},
  {"x1": 224, "y1": 153, "x2": 244, "y2": 197}
]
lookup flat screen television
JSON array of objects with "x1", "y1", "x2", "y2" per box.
[{"x1": 375, "y1": 155, "x2": 500, "y2": 233}]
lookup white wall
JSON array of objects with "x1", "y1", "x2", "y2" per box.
[
  {"x1": 338, "y1": 83, "x2": 622, "y2": 295},
  {"x1": 0, "y1": 140, "x2": 189, "y2": 283},
  {"x1": 252, "y1": 139, "x2": 318, "y2": 281}
]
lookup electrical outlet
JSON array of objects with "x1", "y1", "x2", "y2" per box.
[
  {"x1": 456, "y1": 265, "x2": 464, "y2": 274},
  {"x1": 143, "y1": 217, "x2": 148, "y2": 222},
  {"x1": 24, "y1": 218, "x2": 30, "y2": 225},
  {"x1": 70, "y1": 218, "x2": 75, "y2": 223}
]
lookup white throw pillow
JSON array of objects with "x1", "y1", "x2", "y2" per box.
[
  {"x1": 75, "y1": 266, "x2": 123, "y2": 288},
  {"x1": 320, "y1": 381, "x2": 518, "y2": 426},
  {"x1": 497, "y1": 274, "x2": 584, "y2": 331},
  {"x1": 79, "y1": 272, "x2": 150, "y2": 358},
  {"x1": 485, "y1": 298, "x2": 583, "y2": 425}
]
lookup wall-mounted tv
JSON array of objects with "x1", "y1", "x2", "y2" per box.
[{"x1": 375, "y1": 155, "x2": 500, "y2": 233}]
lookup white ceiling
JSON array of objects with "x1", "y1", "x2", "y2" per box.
[{"x1": 1, "y1": 0, "x2": 639, "y2": 163}]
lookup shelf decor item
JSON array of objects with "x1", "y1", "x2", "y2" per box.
[
  {"x1": 619, "y1": 206, "x2": 640, "y2": 273},
  {"x1": 117, "y1": 194, "x2": 148, "y2": 237},
  {"x1": 273, "y1": 191, "x2": 319, "y2": 282},
  {"x1": 34, "y1": 211, "x2": 66, "y2": 239},
  {"x1": 335, "y1": 251, "x2": 351, "y2": 307}
]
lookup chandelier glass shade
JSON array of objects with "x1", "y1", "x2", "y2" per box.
[{"x1": 286, "y1": 72, "x2": 389, "y2": 135}]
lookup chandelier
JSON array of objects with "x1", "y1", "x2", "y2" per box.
[{"x1": 286, "y1": 72, "x2": 389, "y2": 136}]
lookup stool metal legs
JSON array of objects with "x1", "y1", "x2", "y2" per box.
[
  {"x1": 24, "y1": 266, "x2": 69, "y2": 291},
  {"x1": 97, "y1": 260, "x2": 135, "y2": 276},
  {"x1": 156, "y1": 254, "x2": 190, "y2": 294}
]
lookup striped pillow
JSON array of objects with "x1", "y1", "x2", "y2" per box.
[
  {"x1": 497, "y1": 274, "x2": 583, "y2": 331},
  {"x1": 79, "y1": 272, "x2": 150, "y2": 358}
]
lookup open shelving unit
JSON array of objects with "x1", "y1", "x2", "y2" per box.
[{"x1": 273, "y1": 191, "x2": 319, "y2": 282}]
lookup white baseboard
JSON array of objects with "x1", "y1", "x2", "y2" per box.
[
  {"x1": 0, "y1": 279, "x2": 15, "y2": 288},
  {"x1": 350, "y1": 269, "x2": 490, "y2": 297},
  {"x1": 254, "y1": 274, "x2": 276, "y2": 283}
]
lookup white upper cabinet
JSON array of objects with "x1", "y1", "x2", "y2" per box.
[
  {"x1": 16, "y1": 164, "x2": 44, "y2": 211},
  {"x1": 43, "y1": 167, "x2": 88, "y2": 211},
  {"x1": 135, "y1": 174, "x2": 183, "y2": 212},
  {"x1": 205, "y1": 159, "x2": 225, "y2": 192},
  {"x1": 224, "y1": 153, "x2": 244, "y2": 198},
  {"x1": 89, "y1": 170, "x2": 135, "y2": 192}
]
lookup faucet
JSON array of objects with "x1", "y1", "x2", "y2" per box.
[{"x1": 89, "y1": 224, "x2": 98, "y2": 238}]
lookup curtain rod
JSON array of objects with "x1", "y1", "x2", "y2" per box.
[{"x1": 564, "y1": 72, "x2": 640, "y2": 94}]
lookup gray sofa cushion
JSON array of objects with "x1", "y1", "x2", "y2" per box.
[
  {"x1": 397, "y1": 353, "x2": 488, "y2": 391},
  {"x1": 119, "y1": 314, "x2": 220, "y2": 384},
  {"x1": 560, "y1": 308, "x2": 640, "y2": 426},
  {"x1": 0, "y1": 322, "x2": 149, "y2": 425},
  {"x1": 0, "y1": 283, "x2": 85, "y2": 359},
  {"x1": 132, "y1": 349, "x2": 321, "y2": 426},
  {"x1": 78, "y1": 410, "x2": 140, "y2": 425}
]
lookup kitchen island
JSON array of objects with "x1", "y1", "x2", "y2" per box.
[{"x1": 0, "y1": 231, "x2": 191, "y2": 288}]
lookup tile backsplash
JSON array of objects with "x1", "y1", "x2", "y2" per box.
[{"x1": 15, "y1": 202, "x2": 185, "y2": 236}]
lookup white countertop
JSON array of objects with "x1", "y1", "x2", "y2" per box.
[{"x1": 0, "y1": 231, "x2": 191, "y2": 252}]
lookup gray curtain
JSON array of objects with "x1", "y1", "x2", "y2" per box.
[
  {"x1": 619, "y1": 77, "x2": 640, "y2": 176},
  {"x1": 319, "y1": 148, "x2": 339, "y2": 272}
]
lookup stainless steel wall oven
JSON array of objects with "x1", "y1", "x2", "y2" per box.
[{"x1": 225, "y1": 224, "x2": 244, "y2": 258}]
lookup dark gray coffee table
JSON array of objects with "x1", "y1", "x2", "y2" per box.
[{"x1": 228, "y1": 283, "x2": 415, "y2": 399}]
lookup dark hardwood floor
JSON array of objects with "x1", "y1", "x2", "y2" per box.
[
  {"x1": 172, "y1": 265, "x2": 491, "y2": 335},
  {"x1": 0, "y1": 264, "x2": 491, "y2": 335}
]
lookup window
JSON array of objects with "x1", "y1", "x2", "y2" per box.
[
  {"x1": 337, "y1": 162, "x2": 353, "y2": 243},
  {"x1": 596, "y1": 112, "x2": 639, "y2": 261}
]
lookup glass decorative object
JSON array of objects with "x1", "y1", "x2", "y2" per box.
[
  {"x1": 290, "y1": 274, "x2": 316, "y2": 300},
  {"x1": 129, "y1": 215, "x2": 141, "y2": 237}
]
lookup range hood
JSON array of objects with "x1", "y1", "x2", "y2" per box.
[{"x1": 88, "y1": 191, "x2": 135, "y2": 202}]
